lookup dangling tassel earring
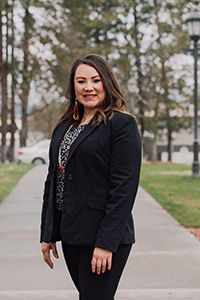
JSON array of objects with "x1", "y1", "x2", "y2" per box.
[{"x1": 73, "y1": 98, "x2": 79, "y2": 120}]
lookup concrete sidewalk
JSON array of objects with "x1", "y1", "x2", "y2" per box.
[{"x1": 0, "y1": 165, "x2": 200, "y2": 300}]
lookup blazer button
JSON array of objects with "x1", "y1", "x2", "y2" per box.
[{"x1": 67, "y1": 173, "x2": 72, "y2": 180}]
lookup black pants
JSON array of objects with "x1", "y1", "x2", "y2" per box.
[{"x1": 61, "y1": 242, "x2": 132, "y2": 300}]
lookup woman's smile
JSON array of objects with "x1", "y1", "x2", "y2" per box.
[{"x1": 83, "y1": 94, "x2": 97, "y2": 99}]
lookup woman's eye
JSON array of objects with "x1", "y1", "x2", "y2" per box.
[
  {"x1": 77, "y1": 80, "x2": 85, "y2": 84},
  {"x1": 94, "y1": 79, "x2": 101, "y2": 83}
]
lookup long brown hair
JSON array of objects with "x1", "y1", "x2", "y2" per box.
[{"x1": 56, "y1": 54, "x2": 127, "y2": 128}]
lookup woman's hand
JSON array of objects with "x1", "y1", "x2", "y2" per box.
[
  {"x1": 42, "y1": 242, "x2": 59, "y2": 269},
  {"x1": 91, "y1": 247, "x2": 112, "y2": 275}
]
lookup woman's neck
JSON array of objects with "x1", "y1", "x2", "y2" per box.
[{"x1": 80, "y1": 109, "x2": 97, "y2": 125}]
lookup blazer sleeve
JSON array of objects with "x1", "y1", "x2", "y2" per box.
[
  {"x1": 94, "y1": 114, "x2": 141, "y2": 253},
  {"x1": 40, "y1": 125, "x2": 58, "y2": 243},
  {"x1": 40, "y1": 149, "x2": 51, "y2": 243},
  {"x1": 40, "y1": 168, "x2": 50, "y2": 242}
]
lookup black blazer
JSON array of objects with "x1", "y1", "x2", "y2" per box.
[{"x1": 40, "y1": 112, "x2": 141, "y2": 253}]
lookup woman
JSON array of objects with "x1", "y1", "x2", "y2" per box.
[{"x1": 41, "y1": 54, "x2": 141, "y2": 300}]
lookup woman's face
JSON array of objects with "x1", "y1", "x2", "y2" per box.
[{"x1": 74, "y1": 64, "x2": 106, "y2": 112}]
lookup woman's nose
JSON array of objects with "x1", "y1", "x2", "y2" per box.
[{"x1": 84, "y1": 81, "x2": 94, "y2": 91}]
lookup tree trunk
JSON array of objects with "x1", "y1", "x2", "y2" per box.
[
  {"x1": 9, "y1": 0, "x2": 15, "y2": 162},
  {"x1": 19, "y1": 8, "x2": 31, "y2": 147},
  {"x1": 0, "y1": 10, "x2": 8, "y2": 163},
  {"x1": 20, "y1": 96, "x2": 28, "y2": 147},
  {"x1": 0, "y1": 10, "x2": 3, "y2": 162},
  {"x1": 133, "y1": 5, "x2": 145, "y2": 138},
  {"x1": 167, "y1": 116, "x2": 172, "y2": 162},
  {"x1": 152, "y1": 94, "x2": 160, "y2": 162},
  {"x1": 167, "y1": 133, "x2": 172, "y2": 162},
  {"x1": 152, "y1": 142, "x2": 157, "y2": 162}
]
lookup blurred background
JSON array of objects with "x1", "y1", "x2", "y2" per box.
[
  {"x1": 1, "y1": 3, "x2": 200, "y2": 297},
  {"x1": 0, "y1": 0, "x2": 199, "y2": 165}
]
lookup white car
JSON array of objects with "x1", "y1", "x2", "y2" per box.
[{"x1": 17, "y1": 139, "x2": 50, "y2": 164}]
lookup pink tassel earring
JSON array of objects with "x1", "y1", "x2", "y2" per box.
[{"x1": 73, "y1": 98, "x2": 79, "y2": 120}]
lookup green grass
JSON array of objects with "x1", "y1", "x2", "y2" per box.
[
  {"x1": 140, "y1": 163, "x2": 200, "y2": 228},
  {"x1": 0, "y1": 164, "x2": 35, "y2": 203}
]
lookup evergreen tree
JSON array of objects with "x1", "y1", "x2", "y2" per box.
[
  {"x1": 147, "y1": 0, "x2": 195, "y2": 161},
  {"x1": 1, "y1": 0, "x2": 198, "y2": 158}
]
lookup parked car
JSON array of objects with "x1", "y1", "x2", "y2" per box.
[{"x1": 17, "y1": 139, "x2": 50, "y2": 164}]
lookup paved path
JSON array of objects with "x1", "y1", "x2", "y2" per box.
[{"x1": 0, "y1": 165, "x2": 200, "y2": 300}]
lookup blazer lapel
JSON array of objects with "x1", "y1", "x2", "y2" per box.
[
  {"x1": 66, "y1": 122, "x2": 97, "y2": 164},
  {"x1": 51, "y1": 119, "x2": 73, "y2": 165}
]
